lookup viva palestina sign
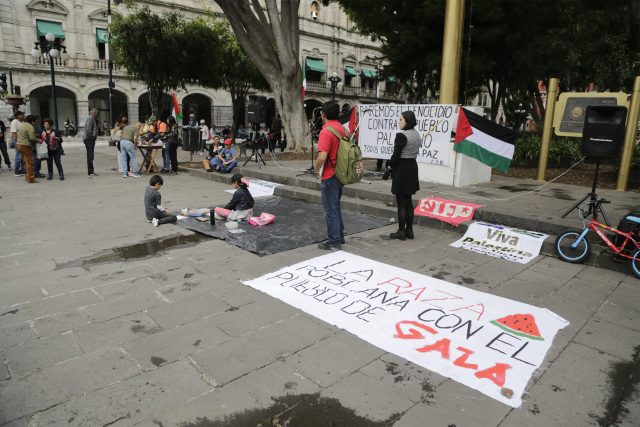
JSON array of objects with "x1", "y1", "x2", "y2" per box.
[
  {"x1": 243, "y1": 252, "x2": 568, "y2": 407},
  {"x1": 451, "y1": 222, "x2": 549, "y2": 264},
  {"x1": 357, "y1": 104, "x2": 458, "y2": 166}
]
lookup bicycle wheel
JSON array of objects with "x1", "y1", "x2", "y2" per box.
[
  {"x1": 555, "y1": 230, "x2": 591, "y2": 263},
  {"x1": 630, "y1": 249, "x2": 640, "y2": 279}
]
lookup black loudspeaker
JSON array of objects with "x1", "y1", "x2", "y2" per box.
[
  {"x1": 581, "y1": 105, "x2": 627, "y2": 159},
  {"x1": 247, "y1": 95, "x2": 267, "y2": 123}
]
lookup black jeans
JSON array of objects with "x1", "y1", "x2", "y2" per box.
[
  {"x1": 46, "y1": 149, "x2": 63, "y2": 176},
  {"x1": 0, "y1": 139, "x2": 10, "y2": 167},
  {"x1": 153, "y1": 211, "x2": 177, "y2": 225},
  {"x1": 84, "y1": 140, "x2": 95, "y2": 174},
  {"x1": 396, "y1": 194, "x2": 414, "y2": 232},
  {"x1": 169, "y1": 142, "x2": 179, "y2": 173}
]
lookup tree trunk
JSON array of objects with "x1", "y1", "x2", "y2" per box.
[
  {"x1": 214, "y1": 0, "x2": 306, "y2": 151},
  {"x1": 148, "y1": 85, "x2": 164, "y2": 117},
  {"x1": 229, "y1": 87, "x2": 246, "y2": 142}
]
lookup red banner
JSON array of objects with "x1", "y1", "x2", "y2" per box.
[{"x1": 414, "y1": 197, "x2": 483, "y2": 227}]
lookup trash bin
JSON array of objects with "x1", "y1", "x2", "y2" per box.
[{"x1": 182, "y1": 127, "x2": 199, "y2": 152}]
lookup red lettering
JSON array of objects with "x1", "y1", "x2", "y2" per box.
[
  {"x1": 453, "y1": 347, "x2": 478, "y2": 370},
  {"x1": 397, "y1": 286, "x2": 426, "y2": 300},
  {"x1": 377, "y1": 277, "x2": 412, "y2": 293},
  {"x1": 450, "y1": 303, "x2": 485, "y2": 321},
  {"x1": 474, "y1": 363, "x2": 511, "y2": 387},
  {"x1": 416, "y1": 338, "x2": 451, "y2": 360},
  {"x1": 420, "y1": 290, "x2": 463, "y2": 304},
  {"x1": 394, "y1": 320, "x2": 437, "y2": 340}
]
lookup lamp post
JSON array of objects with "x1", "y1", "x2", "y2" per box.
[
  {"x1": 325, "y1": 72, "x2": 343, "y2": 102},
  {"x1": 31, "y1": 33, "x2": 69, "y2": 132}
]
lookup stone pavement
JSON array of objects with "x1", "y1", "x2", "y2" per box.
[{"x1": 0, "y1": 144, "x2": 638, "y2": 426}]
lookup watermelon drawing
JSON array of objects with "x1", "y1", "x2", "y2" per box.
[{"x1": 490, "y1": 313, "x2": 544, "y2": 341}]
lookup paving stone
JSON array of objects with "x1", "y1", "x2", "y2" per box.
[
  {"x1": 524, "y1": 256, "x2": 585, "y2": 282},
  {"x1": 463, "y1": 259, "x2": 529, "y2": 287},
  {"x1": 123, "y1": 317, "x2": 230, "y2": 370},
  {"x1": 146, "y1": 361, "x2": 320, "y2": 426},
  {"x1": 357, "y1": 358, "x2": 431, "y2": 404},
  {"x1": 494, "y1": 275, "x2": 564, "y2": 300},
  {"x1": 73, "y1": 312, "x2": 162, "y2": 353},
  {"x1": 32, "y1": 310, "x2": 90, "y2": 337},
  {"x1": 394, "y1": 378, "x2": 511, "y2": 427},
  {"x1": 0, "y1": 322, "x2": 38, "y2": 349},
  {"x1": 92, "y1": 276, "x2": 160, "y2": 300},
  {"x1": 0, "y1": 290, "x2": 102, "y2": 324},
  {"x1": 2, "y1": 333, "x2": 82, "y2": 378},
  {"x1": 553, "y1": 275, "x2": 619, "y2": 309},
  {"x1": 145, "y1": 290, "x2": 230, "y2": 329},
  {"x1": 500, "y1": 343, "x2": 617, "y2": 427},
  {"x1": 192, "y1": 315, "x2": 333, "y2": 386},
  {"x1": 320, "y1": 371, "x2": 415, "y2": 422},
  {"x1": 574, "y1": 318, "x2": 640, "y2": 360},
  {"x1": 212, "y1": 297, "x2": 299, "y2": 337},
  {"x1": 0, "y1": 347, "x2": 141, "y2": 424},
  {"x1": 208, "y1": 279, "x2": 262, "y2": 307},
  {"x1": 594, "y1": 282, "x2": 640, "y2": 331},
  {"x1": 0, "y1": 287, "x2": 47, "y2": 311},
  {"x1": 0, "y1": 351, "x2": 9, "y2": 380},
  {"x1": 82, "y1": 289, "x2": 166, "y2": 323},
  {"x1": 284, "y1": 331, "x2": 385, "y2": 388},
  {"x1": 33, "y1": 361, "x2": 212, "y2": 426}
]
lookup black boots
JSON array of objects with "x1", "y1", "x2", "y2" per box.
[{"x1": 390, "y1": 230, "x2": 406, "y2": 241}]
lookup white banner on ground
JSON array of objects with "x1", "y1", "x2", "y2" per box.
[
  {"x1": 451, "y1": 222, "x2": 548, "y2": 264},
  {"x1": 357, "y1": 104, "x2": 458, "y2": 166},
  {"x1": 242, "y1": 252, "x2": 568, "y2": 407},
  {"x1": 224, "y1": 179, "x2": 282, "y2": 198}
]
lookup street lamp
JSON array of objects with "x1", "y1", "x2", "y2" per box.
[
  {"x1": 31, "y1": 32, "x2": 69, "y2": 131},
  {"x1": 325, "y1": 72, "x2": 343, "y2": 102}
]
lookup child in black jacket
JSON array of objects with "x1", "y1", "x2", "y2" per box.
[{"x1": 214, "y1": 173, "x2": 255, "y2": 222}]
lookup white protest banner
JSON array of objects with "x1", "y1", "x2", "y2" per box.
[
  {"x1": 451, "y1": 222, "x2": 548, "y2": 264},
  {"x1": 243, "y1": 252, "x2": 568, "y2": 407},
  {"x1": 224, "y1": 179, "x2": 282, "y2": 198},
  {"x1": 357, "y1": 104, "x2": 457, "y2": 166}
]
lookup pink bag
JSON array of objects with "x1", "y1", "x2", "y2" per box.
[{"x1": 248, "y1": 212, "x2": 276, "y2": 226}]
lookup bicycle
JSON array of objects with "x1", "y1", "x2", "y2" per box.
[{"x1": 555, "y1": 197, "x2": 640, "y2": 278}]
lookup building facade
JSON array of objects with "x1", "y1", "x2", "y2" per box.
[{"x1": 0, "y1": 0, "x2": 404, "y2": 132}]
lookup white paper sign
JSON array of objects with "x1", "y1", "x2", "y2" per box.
[
  {"x1": 451, "y1": 222, "x2": 548, "y2": 264},
  {"x1": 242, "y1": 252, "x2": 568, "y2": 407},
  {"x1": 224, "y1": 179, "x2": 282, "y2": 198},
  {"x1": 357, "y1": 104, "x2": 457, "y2": 166}
]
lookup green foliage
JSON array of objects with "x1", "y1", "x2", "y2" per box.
[{"x1": 512, "y1": 134, "x2": 582, "y2": 167}]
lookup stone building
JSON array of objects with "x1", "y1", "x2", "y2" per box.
[{"x1": 0, "y1": 0, "x2": 404, "y2": 132}]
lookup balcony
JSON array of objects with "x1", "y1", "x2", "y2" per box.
[
  {"x1": 35, "y1": 56, "x2": 67, "y2": 67},
  {"x1": 306, "y1": 79, "x2": 405, "y2": 102},
  {"x1": 94, "y1": 60, "x2": 122, "y2": 71}
]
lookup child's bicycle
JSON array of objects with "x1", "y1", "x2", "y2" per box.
[{"x1": 555, "y1": 197, "x2": 640, "y2": 278}]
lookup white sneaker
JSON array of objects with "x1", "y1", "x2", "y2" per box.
[
  {"x1": 152, "y1": 218, "x2": 159, "y2": 227},
  {"x1": 214, "y1": 213, "x2": 224, "y2": 220}
]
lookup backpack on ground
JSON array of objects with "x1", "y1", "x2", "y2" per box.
[{"x1": 326, "y1": 126, "x2": 365, "y2": 185}]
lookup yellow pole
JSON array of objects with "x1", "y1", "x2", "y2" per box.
[
  {"x1": 537, "y1": 78, "x2": 559, "y2": 181},
  {"x1": 616, "y1": 76, "x2": 640, "y2": 191},
  {"x1": 439, "y1": 0, "x2": 465, "y2": 104}
]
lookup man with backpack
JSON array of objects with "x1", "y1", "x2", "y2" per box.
[{"x1": 315, "y1": 101, "x2": 346, "y2": 250}]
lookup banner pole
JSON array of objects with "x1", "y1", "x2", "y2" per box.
[
  {"x1": 616, "y1": 76, "x2": 640, "y2": 191},
  {"x1": 439, "y1": 0, "x2": 465, "y2": 104},
  {"x1": 537, "y1": 78, "x2": 559, "y2": 182}
]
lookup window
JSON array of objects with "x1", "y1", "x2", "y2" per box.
[{"x1": 96, "y1": 28, "x2": 108, "y2": 60}]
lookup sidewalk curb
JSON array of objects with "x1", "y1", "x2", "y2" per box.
[{"x1": 180, "y1": 165, "x2": 631, "y2": 276}]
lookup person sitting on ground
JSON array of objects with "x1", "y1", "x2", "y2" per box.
[
  {"x1": 202, "y1": 135, "x2": 221, "y2": 171},
  {"x1": 144, "y1": 174, "x2": 177, "y2": 227},
  {"x1": 211, "y1": 139, "x2": 237, "y2": 173},
  {"x1": 214, "y1": 173, "x2": 255, "y2": 222}
]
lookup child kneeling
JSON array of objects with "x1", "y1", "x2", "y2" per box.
[
  {"x1": 214, "y1": 173, "x2": 254, "y2": 222},
  {"x1": 145, "y1": 174, "x2": 177, "y2": 227}
]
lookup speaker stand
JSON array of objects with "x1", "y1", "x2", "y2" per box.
[
  {"x1": 561, "y1": 158, "x2": 610, "y2": 225},
  {"x1": 297, "y1": 118, "x2": 319, "y2": 177},
  {"x1": 243, "y1": 142, "x2": 267, "y2": 168}
]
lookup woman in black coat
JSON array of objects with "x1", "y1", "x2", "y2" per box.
[{"x1": 386, "y1": 110, "x2": 420, "y2": 240}]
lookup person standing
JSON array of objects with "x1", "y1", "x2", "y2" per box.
[
  {"x1": 167, "y1": 116, "x2": 180, "y2": 175},
  {"x1": 315, "y1": 101, "x2": 345, "y2": 250},
  {"x1": 10, "y1": 111, "x2": 24, "y2": 176},
  {"x1": 119, "y1": 121, "x2": 141, "y2": 178},
  {"x1": 84, "y1": 107, "x2": 99, "y2": 177},
  {"x1": 63, "y1": 118, "x2": 70, "y2": 137},
  {"x1": 41, "y1": 118, "x2": 64, "y2": 180},
  {"x1": 199, "y1": 119, "x2": 209, "y2": 155},
  {"x1": 0, "y1": 119, "x2": 11, "y2": 171},
  {"x1": 16, "y1": 115, "x2": 40, "y2": 183},
  {"x1": 386, "y1": 111, "x2": 420, "y2": 240}
]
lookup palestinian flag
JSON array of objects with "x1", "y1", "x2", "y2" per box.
[
  {"x1": 171, "y1": 93, "x2": 183, "y2": 124},
  {"x1": 454, "y1": 108, "x2": 517, "y2": 173}
]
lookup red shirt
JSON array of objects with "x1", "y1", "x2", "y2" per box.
[{"x1": 317, "y1": 120, "x2": 345, "y2": 180}]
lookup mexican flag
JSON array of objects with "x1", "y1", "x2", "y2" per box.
[
  {"x1": 171, "y1": 93, "x2": 183, "y2": 124},
  {"x1": 454, "y1": 108, "x2": 517, "y2": 174}
]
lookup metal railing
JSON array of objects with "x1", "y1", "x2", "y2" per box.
[{"x1": 306, "y1": 79, "x2": 405, "y2": 101}]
